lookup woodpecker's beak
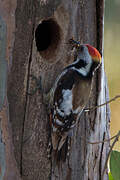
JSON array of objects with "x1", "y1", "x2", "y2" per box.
[{"x1": 68, "y1": 38, "x2": 80, "y2": 48}]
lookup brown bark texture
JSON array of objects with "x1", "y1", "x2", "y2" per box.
[{"x1": 0, "y1": 0, "x2": 110, "y2": 180}]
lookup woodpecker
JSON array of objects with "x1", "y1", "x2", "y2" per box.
[{"x1": 43, "y1": 40, "x2": 101, "y2": 162}]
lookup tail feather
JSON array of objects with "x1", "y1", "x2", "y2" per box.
[
  {"x1": 52, "y1": 132, "x2": 71, "y2": 162},
  {"x1": 58, "y1": 133, "x2": 68, "y2": 151},
  {"x1": 56, "y1": 136, "x2": 69, "y2": 162},
  {"x1": 51, "y1": 131, "x2": 68, "y2": 151},
  {"x1": 52, "y1": 136, "x2": 70, "y2": 163}
]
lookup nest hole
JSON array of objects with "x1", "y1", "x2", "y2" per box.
[{"x1": 35, "y1": 19, "x2": 61, "y2": 60}]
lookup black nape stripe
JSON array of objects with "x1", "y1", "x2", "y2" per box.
[{"x1": 64, "y1": 59, "x2": 87, "y2": 70}]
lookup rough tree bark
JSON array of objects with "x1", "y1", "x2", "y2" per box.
[{"x1": 0, "y1": 0, "x2": 110, "y2": 179}]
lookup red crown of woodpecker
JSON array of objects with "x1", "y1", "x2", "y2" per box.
[{"x1": 85, "y1": 44, "x2": 101, "y2": 62}]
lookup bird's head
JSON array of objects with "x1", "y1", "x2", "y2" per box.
[
  {"x1": 76, "y1": 44, "x2": 101, "y2": 76},
  {"x1": 68, "y1": 39, "x2": 101, "y2": 76},
  {"x1": 69, "y1": 39, "x2": 101, "y2": 64}
]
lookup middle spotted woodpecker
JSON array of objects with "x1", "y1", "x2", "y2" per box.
[
  {"x1": 28, "y1": 40, "x2": 102, "y2": 161},
  {"x1": 43, "y1": 40, "x2": 101, "y2": 162}
]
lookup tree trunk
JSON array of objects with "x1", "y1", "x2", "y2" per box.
[{"x1": 0, "y1": 0, "x2": 110, "y2": 179}]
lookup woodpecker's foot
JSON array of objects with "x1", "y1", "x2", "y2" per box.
[{"x1": 27, "y1": 75, "x2": 42, "y2": 95}]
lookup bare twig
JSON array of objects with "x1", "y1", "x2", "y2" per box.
[
  {"x1": 85, "y1": 95, "x2": 120, "y2": 112},
  {"x1": 101, "y1": 130, "x2": 120, "y2": 179},
  {"x1": 85, "y1": 133, "x2": 119, "y2": 144},
  {"x1": 80, "y1": 131, "x2": 120, "y2": 145}
]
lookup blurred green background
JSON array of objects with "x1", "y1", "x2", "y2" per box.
[{"x1": 105, "y1": 0, "x2": 120, "y2": 150}]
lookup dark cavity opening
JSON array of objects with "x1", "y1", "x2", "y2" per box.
[{"x1": 35, "y1": 19, "x2": 61, "y2": 59}]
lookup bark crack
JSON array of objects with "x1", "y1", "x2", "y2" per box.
[
  {"x1": 99, "y1": 132, "x2": 105, "y2": 180},
  {"x1": 20, "y1": 21, "x2": 36, "y2": 176},
  {"x1": 96, "y1": 0, "x2": 104, "y2": 54}
]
